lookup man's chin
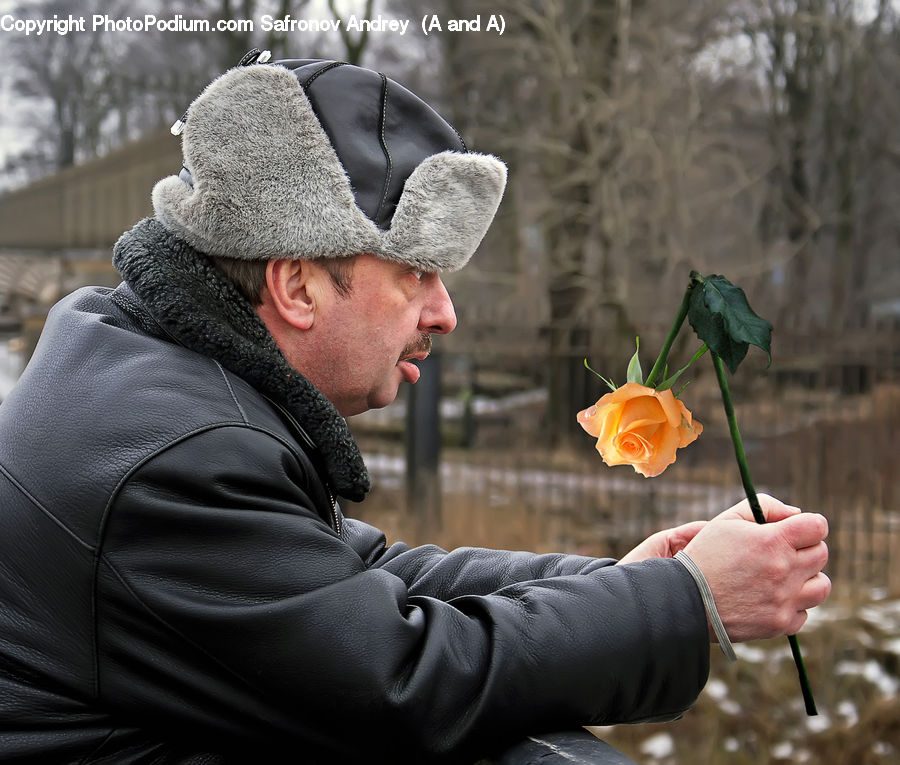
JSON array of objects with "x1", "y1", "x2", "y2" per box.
[
  {"x1": 362, "y1": 386, "x2": 402, "y2": 414},
  {"x1": 342, "y1": 374, "x2": 408, "y2": 417}
]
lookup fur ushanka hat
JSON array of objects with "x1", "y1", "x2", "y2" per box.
[{"x1": 152, "y1": 53, "x2": 507, "y2": 272}]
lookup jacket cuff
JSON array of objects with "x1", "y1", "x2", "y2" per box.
[{"x1": 675, "y1": 550, "x2": 737, "y2": 661}]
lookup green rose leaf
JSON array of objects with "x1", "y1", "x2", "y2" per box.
[{"x1": 687, "y1": 274, "x2": 772, "y2": 373}]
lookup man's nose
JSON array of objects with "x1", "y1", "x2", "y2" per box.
[{"x1": 420, "y1": 276, "x2": 457, "y2": 335}]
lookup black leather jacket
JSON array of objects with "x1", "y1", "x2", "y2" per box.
[{"x1": 0, "y1": 229, "x2": 709, "y2": 763}]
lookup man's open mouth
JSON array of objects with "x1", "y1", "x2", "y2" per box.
[{"x1": 398, "y1": 335, "x2": 432, "y2": 383}]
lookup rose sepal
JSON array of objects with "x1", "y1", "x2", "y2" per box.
[
  {"x1": 626, "y1": 337, "x2": 643, "y2": 385},
  {"x1": 653, "y1": 344, "x2": 708, "y2": 394},
  {"x1": 585, "y1": 339, "x2": 706, "y2": 399},
  {"x1": 584, "y1": 358, "x2": 617, "y2": 393}
]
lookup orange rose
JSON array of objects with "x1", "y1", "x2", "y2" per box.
[{"x1": 577, "y1": 382, "x2": 703, "y2": 477}]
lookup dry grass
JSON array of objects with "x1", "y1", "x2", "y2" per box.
[{"x1": 595, "y1": 594, "x2": 900, "y2": 763}]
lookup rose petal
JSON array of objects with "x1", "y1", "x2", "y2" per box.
[
  {"x1": 654, "y1": 388, "x2": 684, "y2": 428},
  {"x1": 676, "y1": 400, "x2": 703, "y2": 447},
  {"x1": 617, "y1": 396, "x2": 666, "y2": 431},
  {"x1": 642, "y1": 419, "x2": 682, "y2": 476},
  {"x1": 614, "y1": 431, "x2": 654, "y2": 463},
  {"x1": 578, "y1": 400, "x2": 624, "y2": 440},
  {"x1": 606, "y1": 382, "x2": 657, "y2": 404}
]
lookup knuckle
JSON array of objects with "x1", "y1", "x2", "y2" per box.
[
  {"x1": 767, "y1": 552, "x2": 791, "y2": 581},
  {"x1": 760, "y1": 530, "x2": 784, "y2": 557},
  {"x1": 773, "y1": 605, "x2": 795, "y2": 633}
]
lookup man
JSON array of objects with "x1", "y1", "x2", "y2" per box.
[{"x1": 0, "y1": 54, "x2": 829, "y2": 763}]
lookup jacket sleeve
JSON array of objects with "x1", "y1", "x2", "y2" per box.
[
  {"x1": 98, "y1": 425, "x2": 710, "y2": 763},
  {"x1": 342, "y1": 516, "x2": 618, "y2": 599}
]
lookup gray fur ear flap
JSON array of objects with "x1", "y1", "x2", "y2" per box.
[
  {"x1": 383, "y1": 151, "x2": 507, "y2": 272},
  {"x1": 152, "y1": 64, "x2": 381, "y2": 261}
]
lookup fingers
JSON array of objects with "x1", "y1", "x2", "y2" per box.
[
  {"x1": 795, "y1": 540, "x2": 829, "y2": 573},
  {"x1": 665, "y1": 521, "x2": 707, "y2": 554},
  {"x1": 718, "y1": 495, "x2": 826, "y2": 549},
  {"x1": 777, "y1": 512, "x2": 829, "y2": 550},
  {"x1": 617, "y1": 530, "x2": 668, "y2": 565},
  {"x1": 764, "y1": 555, "x2": 832, "y2": 637},
  {"x1": 779, "y1": 572, "x2": 832, "y2": 635},
  {"x1": 798, "y1": 571, "x2": 832, "y2": 611},
  {"x1": 618, "y1": 521, "x2": 708, "y2": 564},
  {"x1": 786, "y1": 610, "x2": 809, "y2": 636}
]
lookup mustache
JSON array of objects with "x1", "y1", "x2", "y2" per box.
[{"x1": 401, "y1": 333, "x2": 432, "y2": 360}]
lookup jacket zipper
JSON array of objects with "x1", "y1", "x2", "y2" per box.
[{"x1": 328, "y1": 490, "x2": 342, "y2": 537}]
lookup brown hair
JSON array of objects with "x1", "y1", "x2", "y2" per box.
[{"x1": 210, "y1": 256, "x2": 356, "y2": 306}]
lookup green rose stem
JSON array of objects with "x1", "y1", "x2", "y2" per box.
[
  {"x1": 711, "y1": 351, "x2": 818, "y2": 716},
  {"x1": 644, "y1": 287, "x2": 692, "y2": 389}
]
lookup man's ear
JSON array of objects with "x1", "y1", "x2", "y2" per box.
[{"x1": 264, "y1": 259, "x2": 317, "y2": 330}]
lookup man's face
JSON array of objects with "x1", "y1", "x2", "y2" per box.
[{"x1": 304, "y1": 254, "x2": 457, "y2": 416}]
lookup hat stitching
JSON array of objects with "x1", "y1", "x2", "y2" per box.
[
  {"x1": 299, "y1": 59, "x2": 345, "y2": 88},
  {"x1": 374, "y1": 73, "x2": 393, "y2": 226}
]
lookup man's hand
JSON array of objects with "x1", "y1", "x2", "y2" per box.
[
  {"x1": 618, "y1": 521, "x2": 707, "y2": 565},
  {"x1": 682, "y1": 494, "x2": 831, "y2": 643}
]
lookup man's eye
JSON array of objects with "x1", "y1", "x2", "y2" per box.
[{"x1": 412, "y1": 269, "x2": 425, "y2": 281}]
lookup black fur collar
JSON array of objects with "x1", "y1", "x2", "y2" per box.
[{"x1": 112, "y1": 217, "x2": 370, "y2": 502}]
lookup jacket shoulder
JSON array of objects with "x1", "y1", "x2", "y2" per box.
[{"x1": 0, "y1": 286, "x2": 304, "y2": 546}]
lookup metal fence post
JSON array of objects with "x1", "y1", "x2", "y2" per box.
[{"x1": 405, "y1": 352, "x2": 442, "y2": 539}]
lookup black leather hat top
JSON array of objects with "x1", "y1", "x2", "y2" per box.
[{"x1": 275, "y1": 59, "x2": 467, "y2": 231}]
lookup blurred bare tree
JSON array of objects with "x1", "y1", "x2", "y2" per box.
[
  {"x1": 0, "y1": 0, "x2": 380, "y2": 182},
  {"x1": 738, "y1": 0, "x2": 900, "y2": 329}
]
